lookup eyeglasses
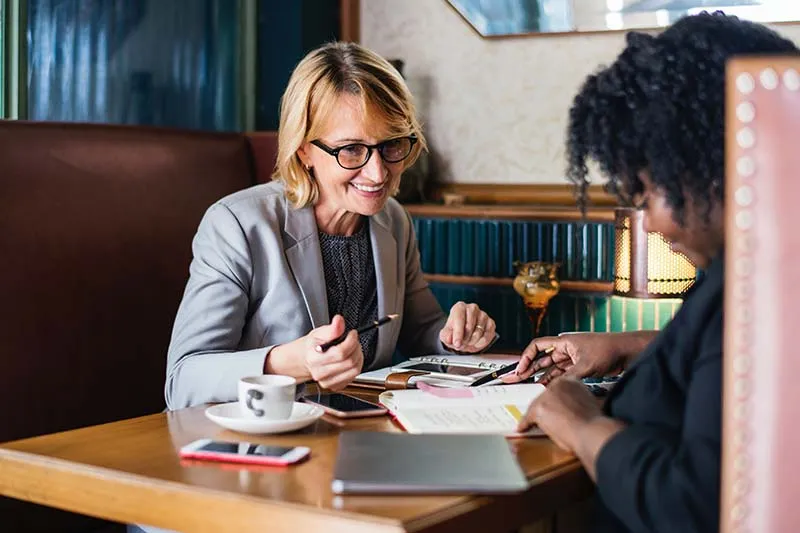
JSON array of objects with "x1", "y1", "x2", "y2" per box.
[{"x1": 310, "y1": 135, "x2": 417, "y2": 170}]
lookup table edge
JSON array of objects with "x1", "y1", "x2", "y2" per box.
[{"x1": 0, "y1": 447, "x2": 405, "y2": 533}]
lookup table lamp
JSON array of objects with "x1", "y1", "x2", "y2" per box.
[
  {"x1": 512, "y1": 260, "x2": 560, "y2": 337},
  {"x1": 613, "y1": 207, "x2": 696, "y2": 298}
]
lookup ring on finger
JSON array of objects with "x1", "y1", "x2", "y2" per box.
[{"x1": 475, "y1": 324, "x2": 485, "y2": 331}]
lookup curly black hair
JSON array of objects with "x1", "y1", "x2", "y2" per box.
[{"x1": 567, "y1": 12, "x2": 798, "y2": 220}]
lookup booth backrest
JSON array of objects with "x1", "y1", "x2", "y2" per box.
[{"x1": 0, "y1": 120, "x2": 276, "y2": 532}]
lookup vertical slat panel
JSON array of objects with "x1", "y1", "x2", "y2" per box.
[{"x1": 28, "y1": 0, "x2": 239, "y2": 130}]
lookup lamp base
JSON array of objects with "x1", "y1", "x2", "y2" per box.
[
  {"x1": 512, "y1": 260, "x2": 560, "y2": 339},
  {"x1": 524, "y1": 304, "x2": 549, "y2": 338}
]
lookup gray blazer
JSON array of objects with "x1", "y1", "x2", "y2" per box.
[{"x1": 165, "y1": 181, "x2": 447, "y2": 409}]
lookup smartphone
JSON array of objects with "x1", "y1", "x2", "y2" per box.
[
  {"x1": 400, "y1": 362, "x2": 487, "y2": 381},
  {"x1": 179, "y1": 439, "x2": 310, "y2": 466},
  {"x1": 301, "y1": 392, "x2": 388, "y2": 418}
]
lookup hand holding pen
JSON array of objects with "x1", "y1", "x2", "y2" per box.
[
  {"x1": 506, "y1": 336, "x2": 581, "y2": 386},
  {"x1": 316, "y1": 314, "x2": 398, "y2": 352},
  {"x1": 290, "y1": 314, "x2": 397, "y2": 392},
  {"x1": 468, "y1": 348, "x2": 552, "y2": 388},
  {"x1": 482, "y1": 346, "x2": 555, "y2": 386},
  {"x1": 266, "y1": 314, "x2": 400, "y2": 391},
  {"x1": 284, "y1": 315, "x2": 363, "y2": 392},
  {"x1": 502, "y1": 332, "x2": 627, "y2": 386}
]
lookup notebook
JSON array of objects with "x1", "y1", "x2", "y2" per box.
[
  {"x1": 331, "y1": 431, "x2": 529, "y2": 494},
  {"x1": 378, "y1": 383, "x2": 546, "y2": 436},
  {"x1": 354, "y1": 353, "x2": 521, "y2": 389}
]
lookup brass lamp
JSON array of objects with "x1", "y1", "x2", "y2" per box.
[
  {"x1": 512, "y1": 261, "x2": 560, "y2": 337},
  {"x1": 613, "y1": 208, "x2": 696, "y2": 298}
]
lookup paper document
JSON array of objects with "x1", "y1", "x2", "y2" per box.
[
  {"x1": 393, "y1": 405, "x2": 524, "y2": 433},
  {"x1": 379, "y1": 384, "x2": 545, "y2": 437},
  {"x1": 381, "y1": 383, "x2": 544, "y2": 409}
]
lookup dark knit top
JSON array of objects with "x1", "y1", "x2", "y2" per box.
[{"x1": 318, "y1": 223, "x2": 378, "y2": 368}]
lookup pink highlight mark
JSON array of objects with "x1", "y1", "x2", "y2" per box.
[{"x1": 416, "y1": 381, "x2": 475, "y2": 398}]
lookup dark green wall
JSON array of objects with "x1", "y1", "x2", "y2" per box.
[
  {"x1": 413, "y1": 215, "x2": 684, "y2": 350},
  {"x1": 256, "y1": 0, "x2": 341, "y2": 130}
]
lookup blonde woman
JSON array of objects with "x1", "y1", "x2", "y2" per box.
[{"x1": 165, "y1": 42, "x2": 497, "y2": 410}]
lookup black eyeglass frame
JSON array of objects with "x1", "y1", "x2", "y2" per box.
[{"x1": 310, "y1": 135, "x2": 418, "y2": 170}]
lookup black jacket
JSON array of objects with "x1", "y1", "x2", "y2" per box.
[{"x1": 594, "y1": 256, "x2": 724, "y2": 533}]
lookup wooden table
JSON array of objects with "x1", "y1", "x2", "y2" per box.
[{"x1": 0, "y1": 389, "x2": 593, "y2": 533}]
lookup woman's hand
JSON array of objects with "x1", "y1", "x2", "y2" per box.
[
  {"x1": 268, "y1": 315, "x2": 363, "y2": 391},
  {"x1": 304, "y1": 315, "x2": 364, "y2": 390},
  {"x1": 502, "y1": 332, "x2": 627, "y2": 385},
  {"x1": 439, "y1": 302, "x2": 497, "y2": 353},
  {"x1": 517, "y1": 377, "x2": 626, "y2": 481},
  {"x1": 517, "y1": 377, "x2": 603, "y2": 449}
]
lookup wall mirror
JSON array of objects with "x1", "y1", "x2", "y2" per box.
[{"x1": 446, "y1": 0, "x2": 800, "y2": 36}]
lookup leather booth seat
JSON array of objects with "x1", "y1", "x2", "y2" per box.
[{"x1": 0, "y1": 121, "x2": 276, "y2": 532}]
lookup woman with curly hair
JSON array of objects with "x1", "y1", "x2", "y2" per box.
[{"x1": 504, "y1": 12, "x2": 798, "y2": 533}]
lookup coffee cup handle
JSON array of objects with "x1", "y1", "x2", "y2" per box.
[{"x1": 245, "y1": 389, "x2": 265, "y2": 417}]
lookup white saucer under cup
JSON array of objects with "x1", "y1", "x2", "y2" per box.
[{"x1": 205, "y1": 401, "x2": 324, "y2": 435}]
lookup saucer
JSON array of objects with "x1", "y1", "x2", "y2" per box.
[{"x1": 205, "y1": 401, "x2": 324, "y2": 435}]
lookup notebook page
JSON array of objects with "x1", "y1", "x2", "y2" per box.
[
  {"x1": 393, "y1": 404, "x2": 532, "y2": 435},
  {"x1": 380, "y1": 384, "x2": 544, "y2": 410}
]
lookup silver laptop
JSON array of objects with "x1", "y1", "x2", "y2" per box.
[{"x1": 331, "y1": 431, "x2": 529, "y2": 494}]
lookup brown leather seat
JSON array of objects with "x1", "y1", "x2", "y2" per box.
[{"x1": 0, "y1": 120, "x2": 274, "y2": 531}]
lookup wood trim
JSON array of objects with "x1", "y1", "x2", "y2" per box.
[
  {"x1": 4, "y1": 0, "x2": 29, "y2": 119},
  {"x1": 404, "y1": 203, "x2": 615, "y2": 222},
  {"x1": 427, "y1": 183, "x2": 618, "y2": 207},
  {"x1": 0, "y1": 448, "x2": 399, "y2": 533},
  {"x1": 403, "y1": 464, "x2": 592, "y2": 533},
  {"x1": 339, "y1": 0, "x2": 360, "y2": 42},
  {"x1": 424, "y1": 274, "x2": 613, "y2": 294},
  {"x1": 238, "y1": 0, "x2": 258, "y2": 132}
]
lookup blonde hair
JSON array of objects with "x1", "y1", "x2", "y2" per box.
[{"x1": 273, "y1": 41, "x2": 427, "y2": 208}]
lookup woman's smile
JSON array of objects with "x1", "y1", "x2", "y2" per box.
[{"x1": 350, "y1": 180, "x2": 387, "y2": 196}]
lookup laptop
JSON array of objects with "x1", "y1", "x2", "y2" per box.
[{"x1": 331, "y1": 431, "x2": 529, "y2": 494}]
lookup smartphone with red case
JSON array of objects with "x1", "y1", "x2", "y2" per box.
[{"x1": 179, "y1": 439, "x2": 310, "y2": 466}]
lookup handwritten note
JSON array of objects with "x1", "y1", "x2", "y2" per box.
[{"x1": 391, "y1": 404, "x2": 544, "y2": 437}]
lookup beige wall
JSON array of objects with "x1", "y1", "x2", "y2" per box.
[{"x1": 361, "y1": 1, "x2": 800, "y2": 184}]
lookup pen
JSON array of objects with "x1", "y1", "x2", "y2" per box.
[
  {"x1": 469, "y1": 361, "x2": 519, "y2": 387},
  {"x1": 316, "y1": 314, "x2": 399, "y2": 352},
  {"x1": 469, "y1": 346, "x2": 556, "y2": 387},
  {"x1": 530, "y1": 345, "x2": 556, "y2": 364}
]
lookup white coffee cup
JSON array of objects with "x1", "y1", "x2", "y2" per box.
[{"x1": 238, "y1": 375, "x2": 296, "y2": 420}]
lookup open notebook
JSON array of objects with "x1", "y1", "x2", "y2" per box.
[
  {"x1": 378, "y1": 383, "x2": 546, "y2": 437},
  {"x1": 355, "y1": 354, "x2": 521, "y2": 389}
]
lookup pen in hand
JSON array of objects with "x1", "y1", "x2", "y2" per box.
[
  {"x1": 471, "y1": 346, "x2": 555, "y2": 387},
  {"x1": 316, "y1": 314, "x2": 399, "y2": 352},
  {"x1": 515, "y1": 345, "x2": 556, "y2": 375},
  {"x1": 469, "y1": 361, "x2": 519, "y2": 387}
]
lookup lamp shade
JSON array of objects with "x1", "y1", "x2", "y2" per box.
[{"x1": 613, "y1": 208, "x2": 696, "y2": 298}]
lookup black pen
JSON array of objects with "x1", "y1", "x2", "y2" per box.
[
  {"x1": 469, "y1": 361, "x2": 519, "y2": 387},
  {"x1": 316, "y1": 314, "x2": 399, "y2": 352},
  {"x1": 469, "y1": 346, "x2": 556, "y2": 387},
  {"x1": 530, "y1": 345, "x2": 556, "y2": 364}
]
